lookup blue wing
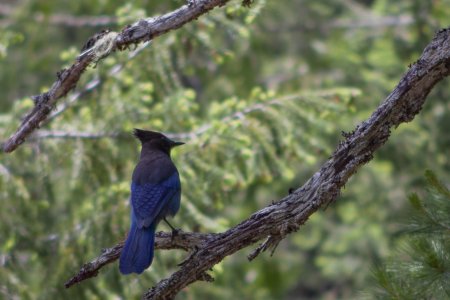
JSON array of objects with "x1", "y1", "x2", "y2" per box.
[{"x1": 130, "y1": 172, "x2": 181, "y2": 228}]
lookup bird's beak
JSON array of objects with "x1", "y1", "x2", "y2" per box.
[{"x1": 172, "y1": 141, "x2": 185, "y2": 147}]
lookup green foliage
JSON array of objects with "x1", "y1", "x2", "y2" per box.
[
  {"x1": 0, "y1": 30, "x2": 23, "y2": 59},
  {"x1": 371, "y1": 171, "x2": 450, "y2": 299},
  {"x1": 0, "y1": 0, "x2": 449, "y2": 299}
]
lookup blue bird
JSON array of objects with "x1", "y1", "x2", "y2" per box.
[{"x1": 119, "y1": 129, "x2": 184, "y2": 275}]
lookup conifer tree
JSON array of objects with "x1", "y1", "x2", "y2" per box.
[{"x1": 372, "y1": 171, "x2": 450, "y2": 299}]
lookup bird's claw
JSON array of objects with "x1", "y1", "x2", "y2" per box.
[{"x1": 171, "y1": 228, "x2": 181, "y2": 240}]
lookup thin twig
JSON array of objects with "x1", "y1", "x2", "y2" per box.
[
  {"x1": 0, "y1": 4, "x2": 117, "y2": 27},
  {"x1": 31, "y1": 130, "x2": 123, "y2": 140},
  {"x1": 65, "y1": 230, "x2": 216, "y2": 288}
]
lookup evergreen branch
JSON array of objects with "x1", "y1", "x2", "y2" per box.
[
  {"x1": 32, "y1": 93, "x2": 308, "y2": 141},
  {"x1": 330, "y1": 15, "x2": 413, "y2": 29},
  {"x1": 373, "y1": 171, "x2": 450, "y2": 299},
  {"x1": 1, "y1": 0, "x2": 233, "y2": 153},
  {"x1": 46, "y1": 41, "x2": 151, "y2": 124},
  {"x1": 169, "y1": 91, "x2": 347, "y2": 140},
  {"x1": 33, "y1": 14, "x2": 116, "y2": 28},
  {"x1": 31, "y1": 130, "x2": 123, "y2": 140},
  {"x1": 160, "y1": 94, "x2": 299, "y2": 140},
  {"x1": 273, "y1": 15, "x2": 414, "y2": 34},
  {"x1": 31, "y1": 95, "x2": 296, "y2": 141}
]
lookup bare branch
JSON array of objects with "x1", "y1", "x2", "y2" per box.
[
  {"x1": 1, "y1": 0, "x2": 233, "y2": 153},
  {"x1": 65, "y1": 230, "x2": 216, "y2": 288},
  {"x1": 0, "y1": 4, "x2": 117, "y2": 27},
  {"x1": 31, "y1": 130, "x2": 122, "y2": 140},
  {"x1": 140, "y1": 29, "x2": 450, "y2": 299},
  {"x1": 63, "y1": 28, "x2": 450, "y2": 299},
  {"x1": 34, "y1": 14, "x2": 116, "y2": 28}
]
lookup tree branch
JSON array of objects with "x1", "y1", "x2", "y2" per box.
[
  {"x1": 65, "y1": 28, "x2": 450, "y2": 299},
  {"x1": 140, "y1": 28, "x2": 450, "y2": 299},
  {"x1": 31, "y1": 130, "x2": 123, "y2": 140},
  {"x1": 32, "y1": 92, "x2": 336, "y2": 141},
  {"x1": 45, "y1": 41, "x2": 150, "y2": 125},
  {"x1": 0, "y1": 4, "x2": 117, "y2": 27},
  {"x1": 1, "y1": 0, "x2": 232, "y2": 153},
  {"x1": 65, "y1": 230, "x2": 216, "y2": 288}
]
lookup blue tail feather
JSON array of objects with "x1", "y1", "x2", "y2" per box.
[{"x1": 119, "y1": 221, "x2": 156, "y2": 275}]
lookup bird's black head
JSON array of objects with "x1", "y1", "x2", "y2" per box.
[{"x1": 133, "y1": 128, "x2": 184, "y2": 155}]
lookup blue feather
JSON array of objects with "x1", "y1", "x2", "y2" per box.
[
  {"x1": 131, "y1": 173, "x2": 181, "y2": 227},
  {"x1": 119, "y1": 172, "x2": 181, "y2": 274},
  {"x1": 119, "y1": 212, "x2": 156, "y2": 274}
]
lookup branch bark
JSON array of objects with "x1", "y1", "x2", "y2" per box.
[
  {"x1": 65, "y1": 231, "x2": 216, "y2": 288},
  {"x1": 65, "y1": 28, "x2": 450, "y2": 299},
  {"x1": 1, "y1": 0, "x2": 232, "y2": 153},
  {"x1": 142, "y1": 29, "x2": 450, "y2": 299}
]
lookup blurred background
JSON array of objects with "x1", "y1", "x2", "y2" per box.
[{"x1": 0, "y1": 0, "x2": 449, "y2": 299}]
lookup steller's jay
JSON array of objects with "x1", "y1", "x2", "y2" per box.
[{"x1": 119, "y1": 129, "x2": 184, "y2": 275}]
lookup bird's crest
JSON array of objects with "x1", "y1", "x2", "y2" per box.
[{"x1": 133, "y1": 128, "x2": 165, "y2": 143}]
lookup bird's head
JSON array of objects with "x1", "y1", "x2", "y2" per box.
[{"x1": 133, "y1": 128, "x2": 184, "y2": 154}]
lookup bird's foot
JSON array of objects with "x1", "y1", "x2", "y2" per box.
[
  {"x1": 163, "y1": 217, "x2": 181, "y2": 240},
  {"x1": 187, "y1": 0, "x2": 195, "y2": 7},
  {"x1": 171, "y1": 228, "x2": 181, "y2": 240}
]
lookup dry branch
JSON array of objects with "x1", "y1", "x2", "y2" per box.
[
  {"x1": 1, "y1": 0, "x2": 232, "y2": 153},
  {"x1": 0, "y1": 4, "x2": 117, "y2": 27},
  {"x1": 140, "y1": 28, "x2": 450, "y2": 299},
  {"x1": 66, "y1": 28, "x2": 450, "y2": 299},
  {"x1": 65, "y1": 231, "x2": 216, "y2": 288}
]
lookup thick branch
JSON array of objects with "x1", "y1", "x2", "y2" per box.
[
  {"x1": 65, "y1": 28, "x2": 450, "y2": 299},
  {"x1": 1, "y1": 0, "x2": 232, "y2": 153},
  {"x1": 141, "y1": 29, "x2": 450, "y2": 299}
]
